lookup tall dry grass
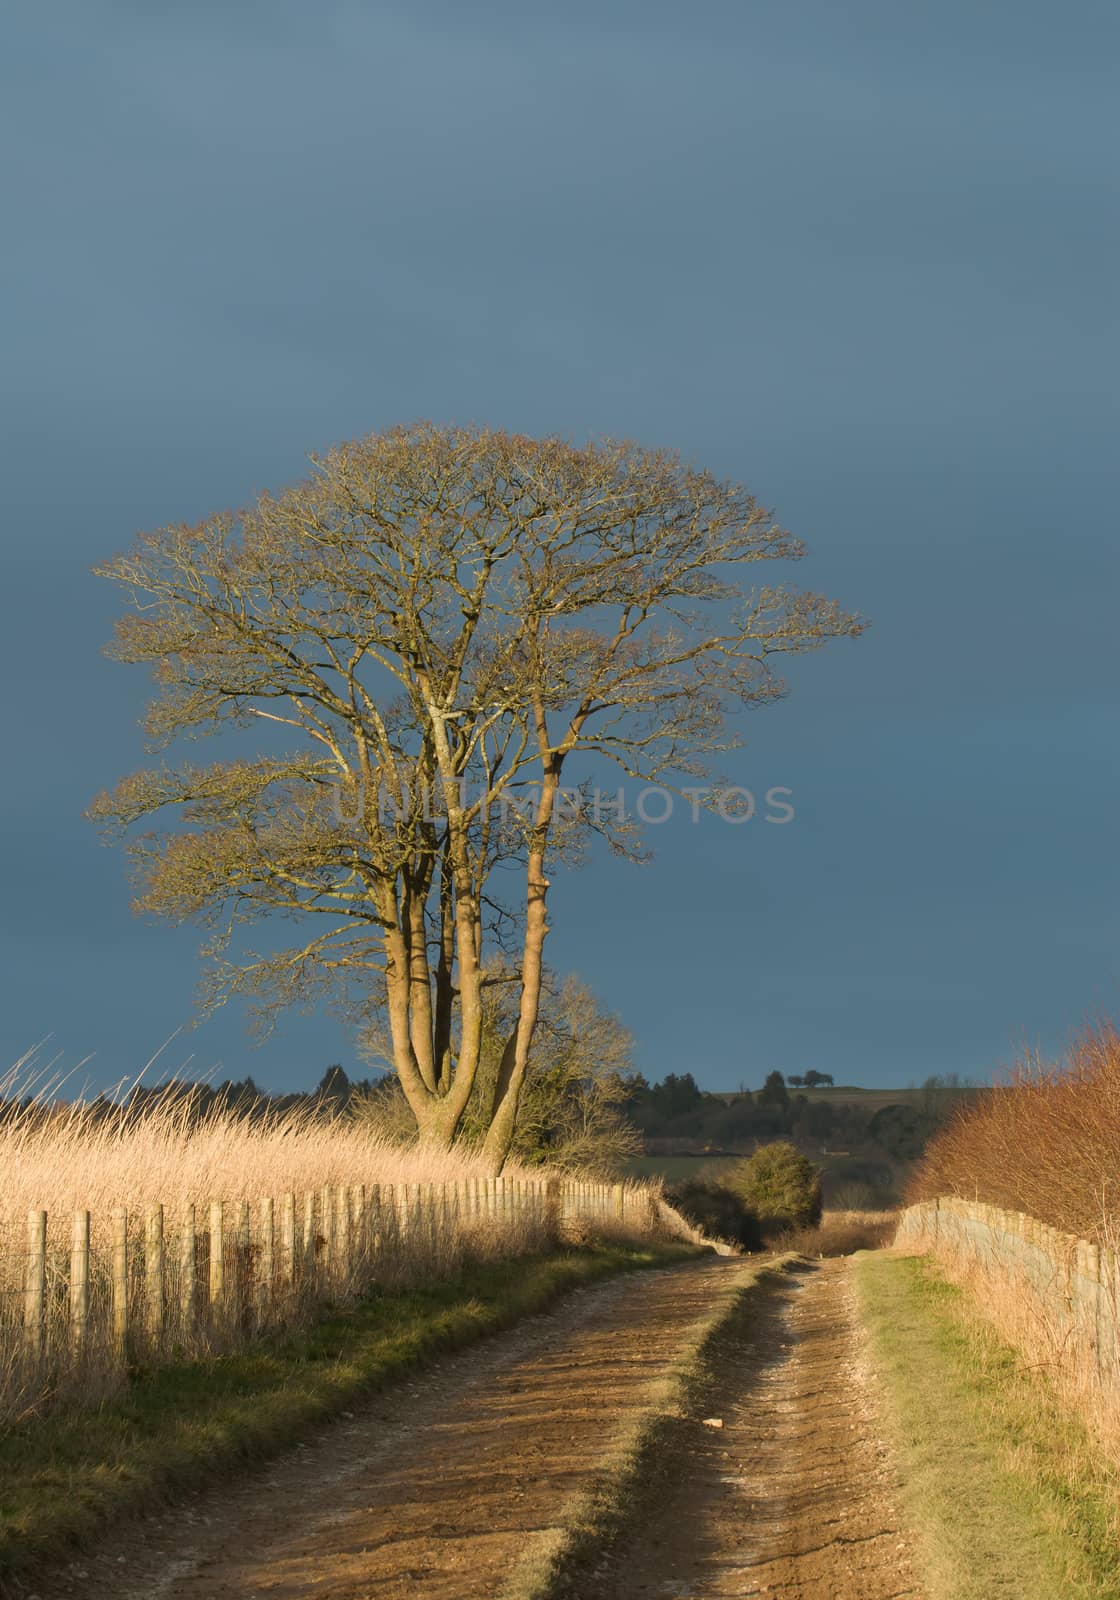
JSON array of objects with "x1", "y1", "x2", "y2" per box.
[
  {"x1": 0, "y1": 1086, "x2": 500, "y2": 1225},
  {"x1": 0, "y1": 1057, "x2": 667, "y2": 1425},
  {"x1": 780, "y1": 1208, "x2": 897, "y2": 1257},
  {"x1": 908, "y1": 1023, "x2": 1120, "y2": 1244}
]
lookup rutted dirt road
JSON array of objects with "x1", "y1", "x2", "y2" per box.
[
  {"x1": 38, "y1": 1255, "x2": 922, "y2": 1600},
  {"x1": 598, "y1": 1258, "x2": 925, "y2": 1600}
]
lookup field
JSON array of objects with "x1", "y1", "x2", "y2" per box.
[
  {"x1": 708, "y1": 1082, "x2": 983, "y2": 1112},
  {"x1": 6, "y1": 1065, "x2": 1120, "y2": 1600},
  {"x1": 623, "y1": 1152, "x2": 740, "y2": 1182}
]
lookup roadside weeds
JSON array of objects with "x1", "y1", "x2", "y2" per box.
[{"x1": 856, "y1": 1249, "x2": 1120, "y2": 1600}]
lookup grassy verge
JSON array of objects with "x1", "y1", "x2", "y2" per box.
[
  {"x1": 856, "y1": 1250, "x2": 1120, "y2": 1600},
  {"x1": 500, "y1": 1254, "x2": 796, "y2": 1600},
  {"x1": 0, "y1": 1241, "x2": 698, "y2": 1588}
]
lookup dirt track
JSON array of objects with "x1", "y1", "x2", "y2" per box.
[
  {"x1": 38, "y1": 1255, "x2": 922, "y2": 1600},
  {"x1": 599, "y1": 1257, "x2": 924, "y2": 1599}
]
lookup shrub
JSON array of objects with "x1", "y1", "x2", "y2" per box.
[
  {"x1": 664, "y1": 1178, "x2": 761, "y2": 1250},
  {"x1": 728, "y1": 1141, "x2": 822, "y2": 1231},
  {"x1": 908, "y1": 1022, "x2": 1120, "y2": 1243}
]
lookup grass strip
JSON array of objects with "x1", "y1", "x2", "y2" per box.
[
  {"x1": 0, "y1": 1241, "x2": 698, "y2": 1588},
  {"x1": 500, "y1": 1253, "x2": 797, "y2": 1600},
  {"x1": 856, "y1": 1250, "x2": 1120, "y2": 1600}
]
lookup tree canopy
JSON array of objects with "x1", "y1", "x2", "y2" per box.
[{"x1": 90, "y1": 424, "x2": 864, "y2": 1167}]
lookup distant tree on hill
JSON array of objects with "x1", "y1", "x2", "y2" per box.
[
  {"x1": 918, "y1": 1073, "x2": 969, "y2": 1119},
  {"x1": 787, "y1": 1074, "x2": 806, "y2": 1088},
  {"x1": 757, "y1": 1070, "x2": 790, "y2": 1111},
  {"x1": 794, "y1": 1098, "x2": 836, "y2": 1141},
  {"x1": 315, "y1": 1065, "x2": 352, "y2": 1110},
  {"x1": 642, "y1": 1072, "x2": 704, "y2": 1119},
  {"x1": 713, "y1": 1095, "x2": 758, "y2": 1143},
  {"x1": 803, "y1": 1069, "x2": 834, "y2": 1088}
]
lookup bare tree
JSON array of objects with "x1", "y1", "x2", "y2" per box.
[
  {"x1": 90, "y1": 424, "x2": 864, "y2": 1168},
  {"x1": 357, "y1": 968, "x2": 642, "y2": 1172}
]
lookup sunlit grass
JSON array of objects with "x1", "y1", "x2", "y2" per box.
[{"x1": 857, "y1": 1250, "x2": 1120, "y2": 1600}]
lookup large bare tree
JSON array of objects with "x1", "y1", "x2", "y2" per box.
[
  {"x1": 90, "y1": 425, "x2": 864, "y2": 1169},
  {"x1": 357, "y1": 967, "x2": 642, "y2": 1172}
]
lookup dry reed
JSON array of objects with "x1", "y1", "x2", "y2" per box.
[
  {"x1": 0, "y1": 1059, "x2": 664, "y2": 1426},
  {"x1": 780, "y1": 1209, "x2": 897, "y2": 1257},
  {"x1": 908, "y1": 1023, "x2": 1120, "y2": 1245}
]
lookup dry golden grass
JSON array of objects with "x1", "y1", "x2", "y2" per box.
[
  {"x1": 858, "y1": 1251, "x2": 1120, "y2": 1599},
  {"x1": 779, "y1": 1208, "x2": 896, "y2": 1257},
  {"x1": 0, "y1": 1070, "x2": 504, "y2": 1226},
  {"x1": 901, "y1": 1022, "x2": 1120, "y2": 1475},
  {"x1": 0, "y1": 1059, "x2": 664, "y2": 1426}
]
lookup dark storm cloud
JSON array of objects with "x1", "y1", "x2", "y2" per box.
[{"x1": 1, "y1": 0, "x2": 1117, "y2": 1089}]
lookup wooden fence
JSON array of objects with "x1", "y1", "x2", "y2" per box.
[
  {"x1": 1, "y1": 1176, "x2": 662, "y2": 1421},
  {"x1": 895, "y1": 1196, "x2": 1120, "y2": 1384}
]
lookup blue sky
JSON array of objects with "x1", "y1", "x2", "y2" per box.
[{"x1": 2, "y1": 0, "x2": 1117, "y2": 1093}]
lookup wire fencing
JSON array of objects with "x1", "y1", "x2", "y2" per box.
[
  {"x1": 0, "y1": 1175, "x2": 667, "y2": 1425},
  {"x1": 896, "y1": 1195, "x2": 1120, "y2": 1404}
]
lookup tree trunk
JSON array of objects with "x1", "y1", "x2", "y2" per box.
[{"x1": 481, "y1": 763, "x2": 558, "y2": 1172}]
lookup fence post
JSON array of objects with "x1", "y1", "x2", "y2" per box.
[
  {"x1": 145, "y1": 1204, "x2": 164, "y2": 1345},
  {"x1": 1084, "y1": 1240, "x2": 1102, "y2": 1375},
  {"x1": 260, "y1": 1196, "x2": 275, "y2": 1306},
  {"x1": 281, "y1": 1192, "x2": 296, "y2": 1286},
  {"x1": 25, "y1": 1209, "x2": 46, "y2": 1362},
  {"x1": 369, "y1": 1184, "x2": 382, "y2": 1260},
  {"x1": 351, "y1": 1184, "x2": 366, "y2": 1283},
  {"x1": 546, "y1": 1176, "x2": 561, "y2": 1234},
  {"x1": 236, "y1": 1200, "x2": 251, "y2": 1318},
  {"x1": 335, "y1": 1186, "x2": 350, "y2": 1293},
  {"x1": 302, "y1": 1190, "x2": 317, "y2": 1276},
  {"x1": 111, "y1": 1207, "x2": 129, "y2": 1356},
  {"x1": 209, "y1": 1200, "x2": 225, "y2": 1312},
  {"x1": 71, "y1": 1209, "x2": 90, "y2": 1352},
  {"x1": 320, "y1": 1184, "x2": 333, "y2": 1286},
  {"x1": 181, "y1": 1203, "x2": 197, "y2": 1329},
  {"x1": 613, "y1": 1182, "x2": 625, "y2": 1221}
]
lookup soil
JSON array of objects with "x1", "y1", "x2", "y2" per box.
[
  {"x1": 599, "y1": 1256, "x2": 925, "y2": 1599},
  {"x1": 35, "y1": 1255, "x2": 924, "y2": 1600},
  {"x1": 35, "y1": 1257, "x2": 749, "y2": 1600}
]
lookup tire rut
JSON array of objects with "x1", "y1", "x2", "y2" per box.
[{"x1": 597, "y1": 1257, "x2": 924, "y2": 1600}]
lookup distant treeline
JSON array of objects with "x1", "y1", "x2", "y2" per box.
[
  {"x1": 2, "y1": 1065, "x2": 967, "y2": 1206},
  {"x1": 620, "y1": 1075, "x2": 972, "y2": 1177},
  {"x1": 0, "y1": 1065, "x2": 382, "y2": 1126}
]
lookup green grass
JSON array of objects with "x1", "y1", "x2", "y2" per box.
[
  {"x1": 0, "y1": 1242, "x2": 697, "y2": 1586},
  {"x1": 856, "y1": 1251, "x2": 1120, "y2": 1600},
  {"x1": 623, "y1": 1153, "x2": 739, "y2": 1181}
]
